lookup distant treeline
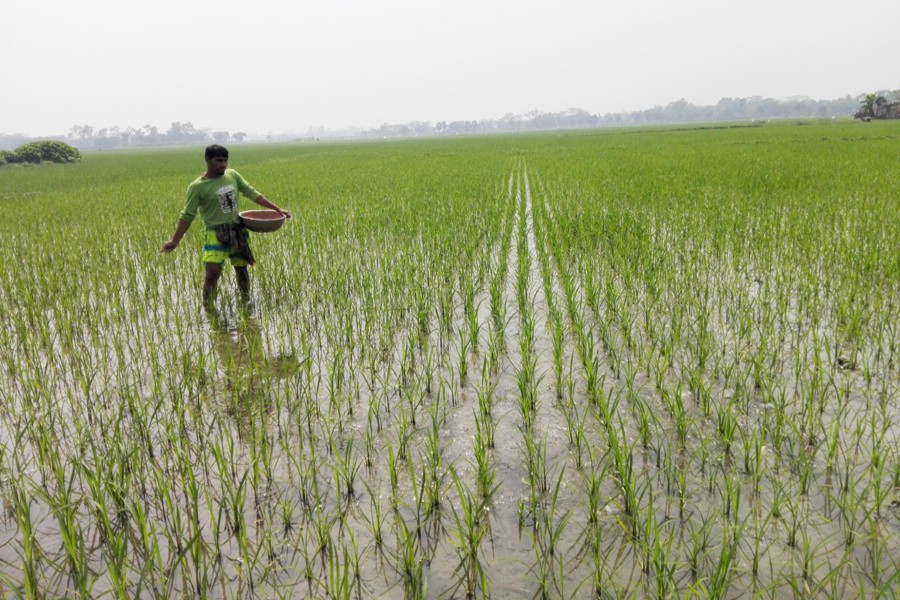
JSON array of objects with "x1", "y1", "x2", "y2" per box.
[
  {"x1": 0, "y1": 94, "x2": 879, "y2": 150},
  {"x1": 359, "y1": 95, "x2": 863, "y2": 139},
  {"x1": 0, "y1": 122, "x2": 246, "y2": 152}
]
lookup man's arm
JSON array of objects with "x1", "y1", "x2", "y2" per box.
[
  {"x1": 160, "y1": 218, "x2": 192, "y2": 252},
  {"x1": 254, "y1": 194, "x2": 292, "y2": 218}
]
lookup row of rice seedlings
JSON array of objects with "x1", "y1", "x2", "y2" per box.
[
  {"x1": 525, "y1": 163, "x2": 605, "y2": 596},
  {"x1": 531, "y1": 167, "x2": 645, "y2": 594}
]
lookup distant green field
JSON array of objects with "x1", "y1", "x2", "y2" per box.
[{"x1": 0, "y1": 121, "x2": 897, "y2": 598}]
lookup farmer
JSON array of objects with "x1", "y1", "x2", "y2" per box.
[{"x1": 160, "y1": 144, "x2": 290, "y2": 310}]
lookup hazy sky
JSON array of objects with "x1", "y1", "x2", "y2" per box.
[{"x1": 4, "y1": 0, "x2": 898, "y2": 137}]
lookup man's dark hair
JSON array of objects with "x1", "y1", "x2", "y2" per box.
[{"x1": 205, "y1": 144, "x2": 229, "y2": 160}]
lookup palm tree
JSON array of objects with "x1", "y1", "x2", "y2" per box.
[{"x1": 856, "y1": 93, "x2": 886, "y2": 119}]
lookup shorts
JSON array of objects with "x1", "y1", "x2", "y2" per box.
[{"x1": 202, "y1": 228, "x2": 252, "y2": 267}]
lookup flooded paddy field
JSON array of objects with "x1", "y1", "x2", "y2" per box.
[{"x1": 0, "y1": 121, "x2": 898, "y2": 598}]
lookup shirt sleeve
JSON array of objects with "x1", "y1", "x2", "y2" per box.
[
  {"x1": 232, "y1": 170, "x2": 262, "y2": 201},
  {"x1": 179, "y1": 183, "x2": 200, "y2": 223}
]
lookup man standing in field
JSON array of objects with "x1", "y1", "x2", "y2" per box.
[{"x1": 160, "y1": 144, "x2": 290, "y2": 311}]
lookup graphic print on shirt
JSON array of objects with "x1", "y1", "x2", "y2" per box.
[{"x1": 217, "y1": 185, "x2": 237, "y2": 213}]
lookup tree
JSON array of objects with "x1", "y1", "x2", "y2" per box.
[
  {"x1": 68, "y1": 125, "x2": 94, "y2": 141},
  {"x1": 3, "y1": 140, "x2": 81, "y2": 165},
  {"x1": 855, "y1": 93, "x2": 886, "y2": 119}
]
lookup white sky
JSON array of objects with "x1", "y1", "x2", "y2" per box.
[{"x1": 3, "y1": 0, "x2": 898, "y2": 137}]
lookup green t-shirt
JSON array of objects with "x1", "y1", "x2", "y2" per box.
[{"x1": 180, "y1": 169, "x2": 261, "y2": 228}]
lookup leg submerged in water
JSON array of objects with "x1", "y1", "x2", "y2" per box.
[
  {"x1": 203, "y1": 262, "x2": 223, "y2": 312},
  {"x1": 235, "y1": 266, "x2": 251, "y2": 308}
]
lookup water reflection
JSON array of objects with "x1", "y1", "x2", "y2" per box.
[{"x1": 206, "y1": 308, "x2": 301, "y2": 425}]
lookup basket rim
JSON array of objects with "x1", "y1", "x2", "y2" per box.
[{"x1": 239, "y1": 209, "x2": 285, "y2": 221}]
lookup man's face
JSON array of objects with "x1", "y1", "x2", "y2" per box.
[{"x1": 206, "y1": 156, "x2": 228, "y2": 176}]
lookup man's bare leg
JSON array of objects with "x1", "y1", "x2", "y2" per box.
[
  {"x1": 203, "y1": 263, "x2": 223, "y2": 311},
  {"x1": 235, "y1": 266, "x2": 251, "y2": 308}
]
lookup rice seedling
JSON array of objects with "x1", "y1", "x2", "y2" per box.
[{"x1": 446, "y1": 467, "x2": 491, "y2": 599}]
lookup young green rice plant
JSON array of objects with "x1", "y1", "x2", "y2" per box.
[
  {"x1": 783, "y1": 490, "x2": 802, "y2": 550},
  {"x1": 362, "y1": 480, "x2": 388, "y2": 551},
  {"x1": 457, "y1": 324, "x2": 471, "y2": 386},
  {"x1": 277, "y1": 493, "x2": 298, "y2": 540},
  {"x1": 579, "y1": 450, "x2": 609, "y2": 535},
  {"x1": 180, "y1": 452, "x2": 213, "y2": 597},
  {"x1": 488, "y1": 266, "x2": 508, "y2": 355},
  {"x1": 867, "y1": 405, "x2": 893, "y2": 520},
  {"x1": 519, "y1": 298, "x2": 536, "y2": 355},
  {"x1": 715, "y1": 400, "x2": 737, "y2": 458},
  {"x1": 722, "y1": 467, "x2": 742, "y2": 528},
  {"x1": 332, "y1": 435, "x2": 363, "y2": 504},
  {"x1": 414, "y1": 286, "x2": 433, "y2": 341},
  {"x1": 892, "y1": 446, "x2": 900, "y2": 504},
  {"x1": 639, "y1": 491, "x2": 676, "y2": 598},
  {"x1": 660, "y1": 383, "x2": 691, "y2": 449},
  {"x1": 405, "y1": 458, "x2": 432, "y2": 547},
  {"x1": 11, "y1": 479, "x2": 40, "y2": 600},
  {"x1": 485, "y1": 325, "x2": 502, "y2": 375},
  {"x1": 516, "y1": 262, "x2": 532, "y2": 321},
  {"x1": 447, "y1": 467, "x2": 490, "y2": 599},
  {"x1": 472, "y1": 413, "x2": 499, "y2": 506},
  {"x1": 394, "y1": 514, "x2": 426, "y2": 600},
  {"x1": 362, "y1": 408, "x2": 379, "y2": 471},
  {"x1": 548, "y1": 307, "x2": 567, "y2": 400},
  {"x1": 746, "y1": 507, "x2": 772, "y2": 580},
  {"x1": 519, "y1": 434, "x2": 542, "y2": 528},
  {"x1": 687, "y1": 365, "x2": 714, "y2": 419},
  {"x1": 467, "y1": 301, "x2": 482, "y2": 359},
  {"x1": 563, "y1": 403, "x2": 589, "y2": 471},
  {"x1": 862, "y1": 512, "x2": 895, "y2": 593},
  {"x1": 313, "y1": 507, "x2": 337, "y2": 567},
  {"x1": 324, "y1": 539, "x2": 353, "y2": 600},
  {"x1": 130, "y1": 494, "x2": 166, "y2": 599},
  {"x1": 210, "y1": 439, "x2": 250, "y2": 538},
  {"x1": 527, "y1": 434, "x2": 552, "y2": 502},
  {"x1": 296, "y1": 438, "x2": 324, "y2": 515},
  {"x1": 583, "y1": 479, "x2": 623, "y2": 596},
  {"x1": 533, "y1": 466, "x2": 571, "y2": 566},
  {"x1": 421, "y1": 403, "x2": 449, "y2": 518},
  {"x1": 740, "y1": 422, "x2": 767, "y2": 495},
  {"x1": 631, "y1": 394, "x2": 655, "y2": 452},
  {"x1": 684, "y1": 512, "x2": 715, "y2": 585},
  {"x1": 290, "y1": 512, "x2": 321, "y2": 595},
  {"x1": 668, "y1": 456, "x2": 689, "y2": 522},
  {"x1": 707, "y1": 523, "x2": 742, "y2": 600},
  {"x1": 516, "y1": 352, "x2": 540, "y2": 426},
  {"x1": 32, "y1": 461, "x2": 92, "y2": 598},
  {"x1": 608, "y1": 430, "x2": 641, "y2": 542},
  {"x1": 422, "y1": 342, "x2": 436, "y2": 397},
  {"x1": 395, "y1": 405, "x2": 413, "y2": 463},
  {"x1": 475, "y1": 364, "x2": 497, "y2": 450},
  {"x1": 385, "y1": 440, "x2": 400, "y2": 510},
  {"x1": 435, "y1": 274, "x2": 456, "y2": 343}
]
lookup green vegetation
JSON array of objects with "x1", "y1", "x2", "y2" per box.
[
  {"x1": 0, "y1": 120, "x2": 897, "y2": 598},
  {"x1": 0, "y1": 140, "x2": 81, "y2": 166}
]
